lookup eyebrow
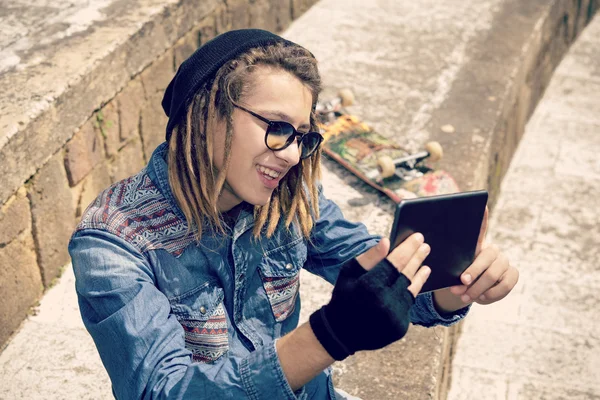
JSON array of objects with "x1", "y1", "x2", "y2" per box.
[{"x1": 260, "y1": 110, "x2": 311, "y2": 130}]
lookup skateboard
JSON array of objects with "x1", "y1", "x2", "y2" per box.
[{"x1": 316, "y1": 90, "x2": 459, "y2": 203}]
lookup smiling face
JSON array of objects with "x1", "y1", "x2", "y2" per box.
[{"x1": 213, "y1": 66, "x2": 314, "y2": 212}]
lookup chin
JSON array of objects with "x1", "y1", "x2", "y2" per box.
[
  {"x1": 245, "y1": 196, "x2": 271, "y2": 207},
  {"x1": 242, "y1": 190, "x2": 274, "y2": 207}
]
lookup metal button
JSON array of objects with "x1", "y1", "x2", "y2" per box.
[
  {"x1": 285, "y1": 263, "x2": 293, "y2": 271},
  {"x1": 199, "y1": 306, "x2": 207, "y2": 314}
]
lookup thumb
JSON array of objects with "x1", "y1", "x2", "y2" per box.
[{"x1": 355, "y1": 238, "x2": 390, "y2": 271}]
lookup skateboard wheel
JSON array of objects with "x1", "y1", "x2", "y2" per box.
[
  {"x1": 338, "y1": 89, "x2": 355, "y2": 107},
  {"x1": 377, "y1": 156, "x2": 396, "y2": 178},
  {"x1": 425, "y1": 141, "x2": 443, "y2": 162}
]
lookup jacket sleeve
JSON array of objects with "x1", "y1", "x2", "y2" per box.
[
  {"x1": 303, "y1": 185, "x2": 380, "y2": 284},
  {"x1": 69, "y1": 229, "x2": 298, "y2": 400},
  {"x1": 304, "y1": 185, "x2": 470, "y2": 327}
]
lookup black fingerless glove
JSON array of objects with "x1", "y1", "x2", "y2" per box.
[{"x1": 309, "y1": 258, "x2": 415, "y2": 361}]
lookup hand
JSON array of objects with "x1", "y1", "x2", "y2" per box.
[
  {"x1": 309, "y1": 232, "x2": 431, "y2": 360},
  {"x1": 356, "y1": 233, "x2": 432, "y2": 297},
  {"x1": 433, "y1": 207, "x2": 520, "y2": 312}
]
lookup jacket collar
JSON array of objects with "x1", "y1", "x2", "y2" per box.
[{"x1": 146, "y1": 142, "x2": 255, "y2": 238}]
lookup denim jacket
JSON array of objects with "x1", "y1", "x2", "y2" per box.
[{"x1": 68, "y1": 142, "x2": 469, "y2": 400}]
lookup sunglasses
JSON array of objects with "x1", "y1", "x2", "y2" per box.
[{"x1": 233, "y1": 104, "x2": 323, "y2": 159}]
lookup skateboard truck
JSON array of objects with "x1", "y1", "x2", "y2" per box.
[
  {"x1": 366, "y1": 141, "x2": 444, "y2": 181},
  {"x1": 316, "y1": 89, "x2": 355, "y2": 123}
]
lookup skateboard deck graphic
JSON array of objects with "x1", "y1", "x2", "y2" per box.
[{"x1": 317, "y1": 91, "x2": 459, "y2": 202}]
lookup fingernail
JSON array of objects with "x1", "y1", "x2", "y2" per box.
[
  {"x1": 479, "y1": 294, "x2": 486, "y2": 301},
  {"x1": 463, "y1": 274, "x2": 472, "y2": 284},
  {"x1": 461, "y1": 294, "x2": 470, "y2": 302},
  {"x1": 420, "y1": 243, "x2": 430, "y2": 254},
  {"x1": 415, "y1": 233, "x2": 424, "y2": 243},
  {"x1": 422, "y1": 266, "x2": 431, "y2": 275}
]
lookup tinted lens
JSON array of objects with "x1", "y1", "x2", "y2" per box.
[
  {"x1": 299, "y1": 132, "x2": 323, "y2": 158},
  {"x1": 265, "y1": 122, "x2": 295, "y2": 150}
]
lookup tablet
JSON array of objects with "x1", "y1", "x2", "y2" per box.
[{"x1": 389, "y1": 190, "x2": 488, "y2": 293}]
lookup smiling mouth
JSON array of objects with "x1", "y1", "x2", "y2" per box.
[{"x1": 257, "y1": 165, "x2": 282, "y2": 180}]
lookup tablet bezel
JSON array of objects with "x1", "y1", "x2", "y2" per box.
[{"x1": 389, "y1": 190, "x2": 488, "y2": 293}]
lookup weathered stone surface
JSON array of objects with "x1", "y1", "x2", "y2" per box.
[
  {"x1": 272, "y1": 0, "x2": 293, "y2": 31},
  {"x1": 556, "y1": 11, "x2": 600, "y2": 81},
  {"x1": 197, "y1": 15, "x2": 218, "y2": 45},
  {"x1": 422, "y1": 0, "x2": 595, "y2": 209},
  {"x1": 228, "y1": 0, "x2": 251, "y2": 30},
  {"x1": 64, "y1": 118, "x2": 105, "y2": 187},
  {"x1": 449, "y1": 16, "x2": 600, "y2": 396},
  {"x1": 174, "y1": 16, "x2": 217, "y2": 68},
  {"x1": 109, "y1": 138, "x2": 146, "y2": 183},
  {"x1": 140, "y1": 94, "x2": 169, "y2": 159},
  {"x1": 0, "y1": 0, "x2": 221, "y2": 205},
  {"x1": 97, "y1": 101, "x2": 120, "y2": 158},
  {"x1": 450, "y1": 366, "x2": 510, "y2": 399},
  {"x1": 214, "y1": 4, "x2": 231, "y2": 34},
  {"x1": 116, "y1": 77, "x2": 145, "y2": 146},
  {"x1": 0, "y1": 188, "x2": 30, "y2": 245},
  {"x1": 291, "y1": 0, "x2": 317, "y2": 19},
  {"x1": 74, "y1": 162, "x2": 112, "y2": 220},
  {"x1": 0, "y1": 232, "x2": 43, "y2": 348},
  {"x1": 140, "y1": 50, "x2": 175, "y2": 100},
  {"x1": 248, "y1": 0, "x2": 278, "y2": 32},
  {"x1": 508, "y1": 379, "x2": 600, "y2": 399},
  {"x1": 0, "y1": 266, "x2": 112, "y2": 398},
  {"x1": 541, "y1": 74, "x2": 600, "y2": 124},
  {"x1": 29, "y1": 152, "x2": 76, "y2": 287},
  {"x1": 139, "y1": 51, "x2": 174, "y2": 158},
  {"x1": 173, "y1": 34, "x2": 199, "y2": 71},
  {"x1": 333, "y1": 326, "x2": 445, "y2": 399}
]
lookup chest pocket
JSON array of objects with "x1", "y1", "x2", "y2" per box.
[
  {"x1": 169, "y1": 283, "x2": 229, "y2": 363},
  {"x1": 258, "y1": 239, "x2": 307, "y2": 322}
]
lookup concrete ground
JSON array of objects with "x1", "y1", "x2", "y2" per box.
[
  {"x1": 447, "y1": 16, "x2": 600, "y2": 400},
  {"x1": 1, "y1": 4, "x2": 600, "y2": 400}
]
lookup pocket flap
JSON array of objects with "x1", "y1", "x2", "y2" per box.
[
  {"x1": 259, "y1": 240, "x2": 307, "y2": 277},
  {"x1": 169, "y1": 282, "x2": 225, "y2": 320}
]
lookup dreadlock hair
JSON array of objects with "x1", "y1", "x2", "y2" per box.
[{"x1": 167, "y1": 42, "x2": 322, "y2": 242}]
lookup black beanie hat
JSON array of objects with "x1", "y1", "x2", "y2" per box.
[{"x1": 161, "y1": 29, "x2": 297, "y2": 142}]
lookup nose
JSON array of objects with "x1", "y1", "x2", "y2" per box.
[{"x1": 274, "y1": 138, "x2": 301, "y2": 166}]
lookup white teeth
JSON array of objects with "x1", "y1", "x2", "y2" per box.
[{"x1": 258, "y1": 166, "x2": 281, "y2": 178}]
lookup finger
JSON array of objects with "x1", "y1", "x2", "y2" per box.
[
  {"x1": 475, "y1": 206, "x2": 489, "y2": 256},
  {"x1": 398, "y1": 242, "x2": 430, "y2": 280},
  {"x1": 407, "y1": 266, "x2": 431, "y2": 297},
  {"x1": 460, "y1": 243, "x2": 500, "y2": 286},
  {"x1": 356, "y1": 238, "x2": 390, "y2": 271},
  {"x1": 463, "y1": 252, "x2": 508, "y2": 302},
  {"x1": 449, "y1": 284, "x2": 468, "y2": 296},
  {"x1": 386, "y1": 232, "x2": 425, "y2": 272},
  {"x1": 477, "y1": 266, "x2": 519, "y2": 304}
]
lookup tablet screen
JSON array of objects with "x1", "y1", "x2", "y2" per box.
[{"x1": 389, "y1": 190, "x2": 488, "y2": 293}]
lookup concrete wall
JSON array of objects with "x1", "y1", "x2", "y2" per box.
[{"x1": 0, "y1": 0, "x2": 319, "y2": 351}]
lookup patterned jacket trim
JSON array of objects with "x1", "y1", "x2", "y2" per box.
[{"x1": 75, "y1": 168, "x2": 193, "y2": 257}]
